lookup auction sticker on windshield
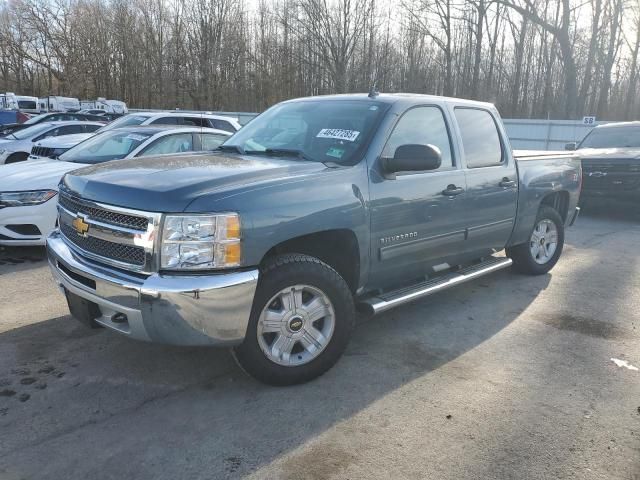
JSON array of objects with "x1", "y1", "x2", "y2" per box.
[{"x1": 316, "y1": 129, "x2": 360, "y2": 142}]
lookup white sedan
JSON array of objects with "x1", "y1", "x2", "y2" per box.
[{"x1": 0, "y1": 126, "x2": 231, "y2": 245}]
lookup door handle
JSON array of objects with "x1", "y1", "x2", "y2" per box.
[
  {"x1": 499, "y1": 178, "x2": 517, "y2": 188},
  {"x1": 442, "y1": 184, "x2": 465, "y2": 196}
]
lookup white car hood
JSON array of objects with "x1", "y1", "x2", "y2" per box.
[
  {"x1": 0, "y1": 158, "x2": 88, "y2": 191},
  {"x1": 36, "y1": 133, "x2": 94, "y2": 149}
]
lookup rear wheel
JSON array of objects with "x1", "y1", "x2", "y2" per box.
[
  {"x1": 506, "y1": 206, "x2": 564, "y2": 275},
  {"x1": 233, "y1": 254, "x2": 355, "y2": 386}
]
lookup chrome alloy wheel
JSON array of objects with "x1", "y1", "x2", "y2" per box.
[
  {"x1": 530, "y1": 219, "x2": 558, "y2": 265},
  {"x1": 257, "y1": 284, "x2": 336, "y2": 366}
]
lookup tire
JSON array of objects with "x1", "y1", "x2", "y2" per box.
[
  {"x1": 233, "y1": 254, "x2": 355, "y2": 386},
  {"x1": 506, "y1": 206, "x2": 565, "y2": 275},
  {"x1": 4, "y1": 152, "x2": 28, "y2": 164}
]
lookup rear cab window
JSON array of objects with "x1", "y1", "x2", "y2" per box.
[{"x1": 454, "y1": 108, "x2": 504, "y2": 168}]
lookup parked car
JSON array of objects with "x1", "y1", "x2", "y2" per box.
[
  {"x1": 29, "y1": 133, "x2": 96, "y2": 159},
  {"x1": 0, "y1": 121, "x2": 104, "y2": 164},
  {"x1": 1, "y1": 111, "x2": 107, "y2": 136},
  {"x1": 0, "y1": 126, "x2": 231, "y2": 245},
  {"x1": 46, "y1": 93, "x2": 581, "y2": 386},
  {"x1": 566, "y1": 122, "x2": 640, "y2": 204},
  {"x1": 103, "y1": 111, "x2": 242, "y2": 133}
]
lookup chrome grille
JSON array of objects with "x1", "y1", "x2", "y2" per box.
[
  {"x1": 59, "y1": 193, "x2": 149, "y2": 231},
  {"x1": 60, "y1": 222, "x2": 145, "y2": 266},
  {"x1": 57, "y1": 189, "x2": 160, "y2": 273},
  {"x1": 31, "y1": 146, "x2": 54, "y2": 158}
]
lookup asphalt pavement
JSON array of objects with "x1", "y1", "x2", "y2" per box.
[{"x1": 0, "y1": 205, "x2": 639, "y2": 479}]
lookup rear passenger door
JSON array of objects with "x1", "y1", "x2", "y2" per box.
[{"x1": 453, "y1": 107, "x2": 517, "y2": 255}]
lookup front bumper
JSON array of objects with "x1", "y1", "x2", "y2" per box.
[
  {"x1": 47, "y1": 231, "x2": 259, "y2": 346},
  {"x1": 0, "y1": 199, "x2": 58, "y2": 246}
]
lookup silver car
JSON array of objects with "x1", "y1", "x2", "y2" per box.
[{"x1": 0, "y1": 121, "x2": 104, "y2": 164}]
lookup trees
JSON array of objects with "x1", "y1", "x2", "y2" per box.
[{"x1": 0, "y1": 0, "x2": 636, "y2": 120}]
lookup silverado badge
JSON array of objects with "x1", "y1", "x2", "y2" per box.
[{"x1": 72, "y1": 216, "x2": 90, "y2": 237}]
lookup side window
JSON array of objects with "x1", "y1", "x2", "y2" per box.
[
  {"x1": 199, "y1": 133, "x2": 228, "y2": 150},
  {"x1": 382, "y1": 106, "x2": 453, "y2": 169},
  {"x1": 137, "y1": 133, "x2": 194, "y2": 157},
  {"x1": 211, "y1": 119, "x2": 235, "y2": 132},
  {"x1": 149, "y1": 116, "x2": 180, "y2": 125},
  {"x1": 58, "y1": 125, "x2": 85, "y2": 135},
  {"x1": 454, "y1": 108, "x2": 503, "y2": 168},
  {"x1": 84, "y1": 124, "x2": 102, "y2": 133},
  {"x1": 183, "y1": 117, "x2": 207, "y2": 127}
]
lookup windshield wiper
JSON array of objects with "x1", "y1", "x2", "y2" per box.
[
  {"x1": 262, "y1": 148, "x2": 315, "y2": 162},
  {"x1": 215, "y1": 144, "x2": 245, "y2": 154}
]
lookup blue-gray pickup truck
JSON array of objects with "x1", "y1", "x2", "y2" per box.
[{"x1": 47, "y1": 94, "x2": 581, "y2": 385}]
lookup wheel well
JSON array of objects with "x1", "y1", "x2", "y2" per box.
[
  {"x1": 5, "y1": 152, "x2": 28, "y2": 164},
  {"x1": 540, "y1": 191, "x2": 569, "y2": 221},
  {"x1": 261, "y1": 230, "x2": 360, "y2": 293}
]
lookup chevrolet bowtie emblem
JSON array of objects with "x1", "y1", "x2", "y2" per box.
[{"x1": 72, "y1": 216, "x2": 90, "y2": 236}]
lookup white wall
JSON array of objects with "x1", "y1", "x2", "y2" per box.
[{"x1": 503, "y1": 119, "x2": 611, "y2": 151}]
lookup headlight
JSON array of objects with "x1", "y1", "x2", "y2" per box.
[
  {"x1": 160, "y1": 213, "x2": 241, "y2": 270},
  {"x1": 0, "y1": 190, "x2": 57, "y2": 207}
]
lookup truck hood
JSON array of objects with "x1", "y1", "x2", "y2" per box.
[
  {"x1": 61, "y1": 152, "x2": 330, "y2": 212},
  {"x1": 578, "y1": 147, "x2": 640, "y2": 160},
  {"x1": 0, "y1": 158, "x2": 86, "y2": 191}
]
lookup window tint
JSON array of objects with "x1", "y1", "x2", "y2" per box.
[
  {"x1": 149, "y1": 116, "x2": 180, "y2": 125},
  {"x1": 454, "y1": 108, "x2": 503, "y2": 168},
  {"x1": 84, "y1": 124, "x2": 102, "y2": 133},
  {"x1": 211, "y1": 119, "x2": 235, "y2": 132},
  {"x1": 183, "y1": 117, "x2": 207, "y2": 127},
  {"x1": 382, "y1": 106, "x2": 453, "y2": 169},
  {"x1": 199, "y1": 133, "x2": 229, "y2": 150},
  {"x1": 138, "y1": 133, "x2": 194, "y2": 156},
  {"x1": 57, "y1": 125, "x2": 85, "y2": 135}
]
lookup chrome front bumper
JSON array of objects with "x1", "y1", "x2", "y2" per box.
[{"x1": 47, "y1": 231, "x2": 259, "y2": 346}]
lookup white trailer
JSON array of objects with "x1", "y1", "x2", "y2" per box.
[
  {"x1": 80, "y1": 98, "x2": 128, "y2": 114},
  {"x1": 38, "y1": 96, "x2": 81, "y2": 112}
]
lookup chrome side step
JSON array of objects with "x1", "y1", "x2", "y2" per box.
[{"x1": 359, "y1": 256, "x2": 513, "y2": 315}]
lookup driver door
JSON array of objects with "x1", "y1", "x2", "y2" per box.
[{"x1": 368, "y1": 105, "x2": 468, "y2": 289}]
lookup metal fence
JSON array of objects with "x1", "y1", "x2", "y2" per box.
[{"x1": 502, "y1": 119, "x2": 608, "y2": 151}]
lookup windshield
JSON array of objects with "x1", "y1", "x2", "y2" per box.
[
  {"x1": 23, "y1": 115, "x2": 43, "y2": 125},
  {"x1": 11, "y1": 123, "x2": 53, "y2": 140},
  {"x1": 101, "y1": 114, "x2": 150, "y2": 131},
  {"x1": 579, "y1": 126, "x2": 640, "y2": 149},
  {"x1": 59, "y1": 130, "x2": 153, "y2": 164},
  {"x1": 222, "y1": 100, "x2": 389, "y2": 164}
]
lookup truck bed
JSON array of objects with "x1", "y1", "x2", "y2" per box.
[{"x1": 513, "y1": 150, "x2": 578, "y2": 160}]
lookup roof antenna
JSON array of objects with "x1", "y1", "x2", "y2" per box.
[{"x1": 368, "y1": 84, "x2": 379, "y2": 98}]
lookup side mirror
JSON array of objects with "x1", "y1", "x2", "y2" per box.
[
  {"x1": 565, "y1": 142, "x2": 577, "y2": 151},
  {"x1": 383, "y1": 144, "x2": 442, "y2": 178}
]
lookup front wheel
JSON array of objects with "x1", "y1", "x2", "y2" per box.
[
  {"x1": 233, "y1": 254, "x2": 355, "y2": 386},
  {"x1": 506, "y1": 206, "x2": 565, "y2": 275}
]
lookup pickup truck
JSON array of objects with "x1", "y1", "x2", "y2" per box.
[
  {"x1": 566, "y1": 121, "x2": 640, "y2": 203},
  {"x1": 46, "y1": 94, "x2": 581, "y2": 385}
]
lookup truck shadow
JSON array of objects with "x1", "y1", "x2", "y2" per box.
[{"x1": 0, "y1": 267, "x2": 551, "y2": 478}]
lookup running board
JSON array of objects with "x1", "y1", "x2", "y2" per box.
[{"x1": 359, "y1": 256, "x2": 513, "y2": 315}]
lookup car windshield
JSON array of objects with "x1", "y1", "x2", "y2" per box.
[
  {"x1": 579, "y1": 126, "x2": 640, "y2": 149},
  {"x1": 59, "y1": 130, "x2": 154, "y2": 164},
  {"x1": 10, "y1": 123, "x2": 53, "y2": 140},
  {"x1": 101, "y1": 114, "x2": 150, "y2": 131},
  {"x1": 22, "y1": 115, "x2": 44, "y2": 125},
  {"x1": 221, "y1": 100, "x2": 389, "y2": 165}
]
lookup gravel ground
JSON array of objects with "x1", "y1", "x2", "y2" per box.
[{"x1": 0, "y1": 205, "x2": 639, "y2": 480}]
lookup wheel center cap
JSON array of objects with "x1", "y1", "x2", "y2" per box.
[
  {"x1": 540, "y1": 238, "x2": 546, "y2": 245},
  {"x1": 288, "y1": 316, "x2": 304, "y2": 332}
]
